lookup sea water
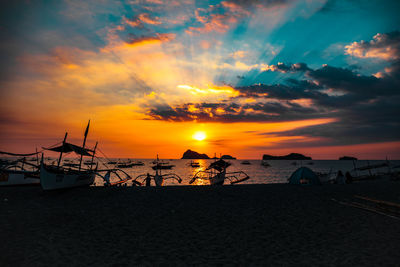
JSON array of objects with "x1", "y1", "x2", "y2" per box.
[{"x1": 92, "y1": 159, "x2": 400, "y2": 186}]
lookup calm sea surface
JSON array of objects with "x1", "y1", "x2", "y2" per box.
[{"x1": 91, "y1": 159, "x2": 399, "y2": 186}]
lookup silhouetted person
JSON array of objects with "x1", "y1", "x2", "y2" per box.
[
  {"x1": 145, "y1": 173, "x2": 151, "y2": 186},
  {"x1": 336, "y1": 170, "x2": 346, "y2": 184},
  {"x1": 345, "y1": 171, "x2": 353, "y2": 184}
]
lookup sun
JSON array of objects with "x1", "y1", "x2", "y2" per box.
[{"x1": 193, "y1": 131, "x2": 206, "y2": 141}]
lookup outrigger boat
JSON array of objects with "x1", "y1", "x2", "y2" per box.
[
  {"x1": 345, "y1": 161, "x2": 392, "y2": 182},
  {"x1": 98, "y1": 168, "x2": 142, "y2": 187},
  {"x1": 189, "y1": 159, "x2": 250, "y2": 185},
  {"x1": 0, "y1": 151, "x2": 40, "y2": 186},
  {"x1": 151, "y1": 155, "x2": 174, "y2": 170},
  {"x1": 136, "y1": 169, "x2": 182, "y2": 186},
  {"x1": 40, "y1": 120, "x2": 97, "y2": 190},
  {"x1": 188, "y1": 160, "x2": 200, "y2": 168},
  {"x1": 116, "y1": 160, "x2": 144, "y2": 168}
]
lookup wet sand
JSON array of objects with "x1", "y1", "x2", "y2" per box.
[{"x1": 1, "y1": 181, "x2": 400, "y2": 266}]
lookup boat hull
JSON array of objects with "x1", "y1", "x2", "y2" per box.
[
  {"x1": 154, "y1": 174, "x2": 164, "y2": 186},
  {"x1": 209, "y1": 173, "x2": 225, "y2": 185},
  {"x1": 0, "y1": 170, "x2": 40, "y2": 186},
  {"x1": 40, "y1": 164, "x2": 95, "y2": 190}
]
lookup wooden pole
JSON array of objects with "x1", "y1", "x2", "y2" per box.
[
  {"x1": 90, "y1": 141, "x2": 98, "y2": 170},
  {"x1": 35, "y1": 147, "x2": 39, "y2": 167},
  {"x1": 57, "y1": 132, "x2": 68, "y2": 168}
]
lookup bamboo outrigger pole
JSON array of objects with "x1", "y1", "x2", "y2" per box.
[
  {"x1": 79, "y1": 120, "x2": 90, "y2": 171},
  {"x1": 57, "y1": 132, "x2": 68, "y2": 168}
]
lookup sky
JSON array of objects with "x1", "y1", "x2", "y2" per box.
[{"x1": 0, "y1": 0, "x2": 399, "y2": 159}]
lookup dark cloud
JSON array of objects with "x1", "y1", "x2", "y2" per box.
[
  {"x1": 147, "y1": 100, "x2": 324, "y2": 123},
  {"x1": 125, "y1": 32, "x2": 175, "y2": 44}
]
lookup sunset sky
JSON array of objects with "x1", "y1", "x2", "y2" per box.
[{"x1": 0, "y1": 0, "x2": 399, "y2": 159}]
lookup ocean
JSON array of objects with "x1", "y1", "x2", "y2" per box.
[{"x1": 91, "y1": 159, "x2": 399, "y2": 186}]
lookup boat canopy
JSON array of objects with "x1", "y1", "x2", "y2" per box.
[
  {"x1": 43, "y1": 143, "x2": 93, "y2": 156},
  {"x1": 207, "y1": 159, "x2": 231, "y2": 172},
  {"x1": 0, "y1": 150, "x2": 39, "y2": 156}
]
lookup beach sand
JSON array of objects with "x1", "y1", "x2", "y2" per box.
[{"x1": 1, "y1": 181, "x2": 400, "y2": 266}]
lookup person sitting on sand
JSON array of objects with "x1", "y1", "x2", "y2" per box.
[{"x1": 145, "y1": 173, "x2": 151, "y2": 187}]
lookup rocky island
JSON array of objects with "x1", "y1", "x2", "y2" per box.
[
  {"x1": 339, "y1": 156, "x2": 358, "y2": 160},
  {"x1": 262, "y1": 153, "x2": 312, "y2": 160},
  {"x1": 221, "y1": 155, "x2": 236, "y2": 160},
  {"x1": 181, "y1": 149, "x2": 210, "y2": 159}
]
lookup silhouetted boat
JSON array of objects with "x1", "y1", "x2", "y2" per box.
[
  {"x1": 116, "y1": 162, "x2": 134, "y2": 168},
  {"x1": 40, "y1": 121, "x2": 97, "y2": 190},
  {"x1": 0, "y1": 151, "x2": 40, "y2": 186},
  {"x1": 151, "y1": 155, "x2": 174, "y2": 170},
  {"x1": 135, "y1": 168, "x2": 182, "y2": 186},
  {"x1": 261, "y1": 160, "x2": 270, "y2": 167},
  {"x1": 241, "y1": 160, "x2": 251, "y2": 165},
  {"x1": 345, "y1": 161, "x2": 393, "y2": 182},
  {"x1": 188, "y1": 160, "x2": 200, "y2": 167},
  {"x1": 190, "y1": 159, "x2": 249, "y2": 185}
]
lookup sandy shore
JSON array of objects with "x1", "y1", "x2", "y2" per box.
[{"x1": 1, "y1": 181, "x2": 400, "y2": 266}]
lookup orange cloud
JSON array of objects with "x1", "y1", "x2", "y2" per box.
[
  {"x1": 124, "y1": 13, "x2": 162, "y2": 28},
  {"x1": 345, "y1": 32, "x2": 400, "y2": 60},
  {"x1": 187, "y1": 13, "x2": 237, "y2": 35}
]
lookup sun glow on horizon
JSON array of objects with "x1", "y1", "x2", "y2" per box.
[{"x1": 193, "y1": 131, "x2": 207, "y2": 141}]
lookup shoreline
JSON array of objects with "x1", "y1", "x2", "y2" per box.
[{"x1": 1, "y1": 181, "x2": 400, "y2": 266}]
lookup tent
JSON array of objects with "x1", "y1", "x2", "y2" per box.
[{"x1": 288, "y1": 167, "x2": 321, "y2": 185}]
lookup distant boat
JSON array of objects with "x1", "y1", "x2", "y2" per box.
[
  {"x1": 190, "y1": 159, "x2": 250, "y2": 185},
  {"x1": 151, "y1": 163, "x2": 174, "y2": 170},
  {"x1": 63, "y1": 162, "x2": 80, "y2": 168},
  {"x1": 241, "y1": 160, "x2": 251, "y2": 165},
  {"x1": 0, "y1": 151, "x2": 40, "y2": 186},
  {"x1": 116, "y1": 162, "x2": 134, "y2": 168},
  {"x1": 117, "y1": 161, "x2": 144, "y2": 168},
  {"x1": 188, "y1": 160, "x2": 200, "y2": 168},
  {"x1": 151, "y1": 155, "x2": 174, "y2": 170},
  {"x1": 40, "y1": 120, "x2": 97, "y2": 190},
  {"x1": 107, "y1": 161, "x2": 117, "y2": 165},
  {"x1": 261, "y1": 160, "x2": 270, "y2": 167}
]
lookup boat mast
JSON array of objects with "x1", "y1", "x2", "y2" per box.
[
  {"x1": 57, "y1": 132, "x2": 68, "y2": 167},
  {"x1": 79, "y1": 120, "x2": 90, "y2": 171},
  {"x1": 90, "y1": 141, "x2": 98, "y2": 170}
]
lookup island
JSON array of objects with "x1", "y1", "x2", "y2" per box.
[
  {"x1": 262, "y1": 153, "x2": 312, "y2": 160},
  {"x1": 181, "y1": 149, "x2": 210, "y2": 159},
  {"x1": 221, "y1": 155, "x2": 236, "y2": 160},
  {"x1": 339, "y1": 156, "x2": 358, "y2": 160}
]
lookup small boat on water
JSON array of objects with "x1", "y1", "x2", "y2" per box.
[
  {"x1": 116, "y1": 160, "x2": 144, "y2": 168},
  {"x1": 116, "y1": 162, "x2": 134, "y2": 168},
  {"x1": 188, "y1": 160, "x2": 200, "y2": 168},
  {"x1": 40, "y1": 120, "x2": 97, "y2": 190},
  {"x1": 0, "y1": 151, "x2": 40, "y2": 186},
  {"x1": 189, "y1": 159, "x2": 249, "y2": 185},
  {"x1": 151, "y1": 155, "x2": 174, "y2": 170},
  {"x1": 241, "y1": 160, "x2": 251, "y2": 165},
  {"x1": 261, "y1": 160, "x2": 270, "y2": 167}
]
